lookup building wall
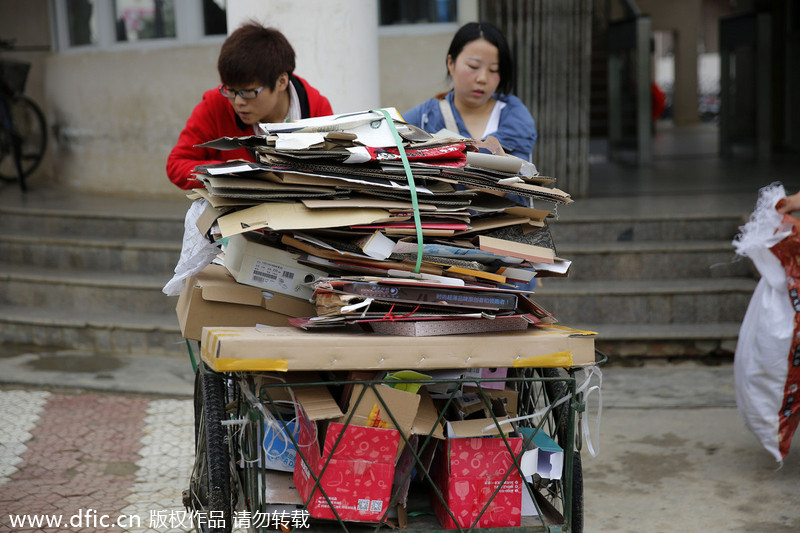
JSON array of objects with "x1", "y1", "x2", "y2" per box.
[
  {"x1": 3, "y1": 1, "x2": 460, "y2": 196},
  {"x1": 637, "y1": 0, "x2": 702, "y2": 125},
  {"x1": 378, "y1": 25, "x2": 456, "y2": 114},
  {"x1": 45, "y1": 45, "x2": 222, "y2": 195}
]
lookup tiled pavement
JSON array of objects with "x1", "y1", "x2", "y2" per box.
[{"x1": 0, "y1": 388, "x2": 194, "y2": 533}]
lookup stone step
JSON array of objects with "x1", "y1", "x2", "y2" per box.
[
  {"x1": 0, "y1": 304, "x2": 186, "y2": 358},
  {"x1": 532, "y1": 277, "x2": 756, "y2": 325},
  {"x1": 547, "y1": 213, "x2": 745, "y2": 243},
  {"x1": 566, "y1": 322, "x2": 743, "y2": 359},
  {"x1": 0, "y1": 200, "x2": 189, "y2": 242},
  {"x1": 0, "y1": 193, "x2": 187, "y2": 241},
  {"x1": 0, "y1": 264, "x2": 176, "y2": 315},
  {"x1": 554, "y1": 240, "x2": 753, "y2": 280},
  {"x1": 0, "y1": 233, "x2": 182, "y2": 275},
  {"x1": 0, "y1": 187, "x2": 759, "y2": 360}
]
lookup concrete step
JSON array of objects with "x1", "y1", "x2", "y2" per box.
[
  {"x1": 555, "y1": 239, "x2": 752, "y2": 280},
  {"x1": 0, "y1": 192, "x2": 187, "y2": 240},
  {"x1": 0, "y1": 232, "x2": 182, "y2": 275},
  {"x1": 548, "y1": 212, "x2": 745, "y2": 243},
  {"x1": 566, "y1": 322, "x2": 742, "y2": 359},
  {"x1": 0, "y1": 264, "x2": 176, "y2": 314},
  {"x1": 0, "y1": 304, "x2": 186, "y2": 358},
  {"x1": 532, "y1": 277, "x2": 756, "y2": 325},
  {"x1": 0, "y1": 186, "x2": 759, "y2": 360}
]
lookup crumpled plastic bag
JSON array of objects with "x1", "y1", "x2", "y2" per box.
[
  {"x1": 732, "y1": 182, "x2": 800, "y2": 463},
  {"x1": 162, "y1": 199, "x2": 222, "y2": 296}
]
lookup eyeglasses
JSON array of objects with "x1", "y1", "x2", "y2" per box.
[{"x1": 218, "y1": 85, "x2": 266, "y2": 100}]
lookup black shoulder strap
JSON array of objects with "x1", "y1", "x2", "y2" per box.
[{"x1": 289, "y1": 75, "x2": 311, "y2": 118}]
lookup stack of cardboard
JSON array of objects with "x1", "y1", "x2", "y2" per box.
[{"x1": 182, "y1": 108, "x2": 575, "y2": 336}]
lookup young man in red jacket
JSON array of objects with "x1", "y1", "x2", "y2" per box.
[{"x1": 167, "y1": 22, "x2": 333, "y2": 190}]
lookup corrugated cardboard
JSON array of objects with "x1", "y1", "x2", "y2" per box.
[
  {"x1": 224, "y1": 232, "x2": 327, "y2": 299},
  {"x1": 176, "y1": 264, "x2": 316, "y2": 340},
  {"x1": 200, "y1": 325, "x2": 596, "y2": 372}
]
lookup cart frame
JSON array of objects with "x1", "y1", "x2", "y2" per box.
[{"x1": 185, "y1": 339, "x2": 603, "y2": 533}]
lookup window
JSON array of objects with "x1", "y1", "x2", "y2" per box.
[
  {"x1": 379, "y1": 0, "x2": 457, "y2": 26},
  {"x1": 67, "y1": 0, "x2": 96, "y2": 46},
  {"x1": 56, "y1": 0, "x2": 227, "y2": 50},
  {"x1": 113, "y1": 0, "x2": 176, "y2": 42},
  {"x1": 203, "y1": 0, "x2": 227, "y2": 35}
]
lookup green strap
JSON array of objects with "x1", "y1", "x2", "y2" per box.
[{"x1": 375, "y1": 109, "x2": 423, "y2": 274}]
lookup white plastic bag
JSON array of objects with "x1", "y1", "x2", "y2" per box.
[
  {"x1": 733, "y1": 183, "x2": 797, "y2": 463},
  {"x1": 162, "y1": 199, "x2": 222, "y2": 296}
]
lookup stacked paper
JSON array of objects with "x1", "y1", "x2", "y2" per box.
[{"x1": 188, "y1": 108, "x2": 574, "y2": 335}]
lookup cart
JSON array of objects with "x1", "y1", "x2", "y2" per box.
[{"x1": 183, "y1": 333, "x2": 603, "y2": 533}]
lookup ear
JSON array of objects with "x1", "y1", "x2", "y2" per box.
[
  {"x1": 446, "y1": 54, "x2": 455, "y2": 77},
  {"x1": 275, "y1": 72, "x2": 289, "y2": 91}
]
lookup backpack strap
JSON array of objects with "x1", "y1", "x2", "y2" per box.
[
  {"x1": 438, "y1": 97, "x2": 458, "y2": 133},
  {"x1": 289, "y1": 75, "x2": 310, "y2": 118}
]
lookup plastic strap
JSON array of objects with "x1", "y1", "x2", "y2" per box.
[
  {"x1": 482, "y1": 366, "x2": 603, "y2": 458},
  {"x1": 375, "y1": 109, "x2": 423, "y2": 273},
  {"x1": 577, "y1": 365, "x2": 603, "y2": 457}
]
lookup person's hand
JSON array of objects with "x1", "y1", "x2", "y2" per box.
[{"x1": 777, "y1": 191, "x2": 800, "y2": 214}]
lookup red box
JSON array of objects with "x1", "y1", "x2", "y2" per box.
[
  {"x1": 433, "y1": 423, "x2": 523, "y2": 529},
  {"x1": 293, "y1": 402, "x2": 400, "y2": 522}
]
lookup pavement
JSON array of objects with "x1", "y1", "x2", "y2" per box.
[{"x1": 2, "y1": 346, "x2": 800, "y2": 533}]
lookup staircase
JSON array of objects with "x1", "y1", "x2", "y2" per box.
[
  {"x1": 0, "y1": 186, "x2": 758, "y2": 362},
  {"x1": 0, "y1": 187, "x2": 189, "y2": 358},
  {"x1": 534, "y1": 200, "x2": 755, "y2": 361}
]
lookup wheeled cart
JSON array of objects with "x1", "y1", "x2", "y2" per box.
[{"x1": 184, "y1": 330, "x2": 602, "y2": 533}]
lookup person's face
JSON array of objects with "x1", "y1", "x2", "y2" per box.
[
  {"x1": 447, "y1": 38, "x2": 501, "y2": 109},
  {"x1": 224, "y1": 73, "x2": 289, "y2": 125}
]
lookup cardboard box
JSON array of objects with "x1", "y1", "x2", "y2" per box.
[
  {"x1": 433, "y1": 419, "x2": 524, "y2": 529},
  {"x1": 291, "y1": 380, "x2": 443, "y2": 523},
  {"x1": 454, "y1": 387, "x2": 519, "y2": 420},
  {"x1": 224, "y1": 232, "x2": 328, "y2": 299},
  {"x1": 461, "y1": 367, "x2": 508, "y2": 390},
  {"x1": 294, "y1": 403, "x2": 399, "y2": 522},
  {"x1": 200, "y1": 325, "x2": 596, "y2": 372},
  {"x1": 292, "y1": 384, "x2": 402, "y2": 522},
  {"x1": 176, "y1": 264, "x2": 316, "y2": 340},
  {"x1": 519, "y1": 426, "x2": 563, "y2": 480}
]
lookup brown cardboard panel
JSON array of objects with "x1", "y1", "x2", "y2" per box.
[
  {"x1": 176, "y1": 264, "x2": 316, "y2": 340},
  {"x1": 200, "y1": 325, "x2": 596, "y2": 371}
]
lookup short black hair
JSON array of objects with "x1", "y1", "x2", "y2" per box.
[
  {"x1": 446, "y1": 21, "x2": 514, "y2": 95},
  {"x1": 217, "y1": 21, "x2": 295, "y2": 89}
]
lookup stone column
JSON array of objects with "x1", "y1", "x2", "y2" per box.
[{"x1": 227, "y1": 0, "x2": 380, "y2": 114}]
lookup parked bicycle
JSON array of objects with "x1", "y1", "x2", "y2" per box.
[{"x1": 0, "y1": 38, "x2": 48, "y2": 192}]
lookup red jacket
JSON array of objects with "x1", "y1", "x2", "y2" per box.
[{"x1": 167, "y1": 75, "x2": 333, "y2": 190}]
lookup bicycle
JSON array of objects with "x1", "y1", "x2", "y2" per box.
[{"x1": 0, "y1": 38, "x2": 48, "y2": 192}]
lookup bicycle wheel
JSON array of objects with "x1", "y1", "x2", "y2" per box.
[
  {"x1": 514, "y1": 367, "x2": 584, "y2": 533},
  {"x1": 541, "y1": 367, "x2": 583, "y2": 533},
  {"x1": 0, "y1": 95, "x2": 47, "y2": 187},
  {"x1": 187, "y1": 363, "x2": 233, "y2": 533}
]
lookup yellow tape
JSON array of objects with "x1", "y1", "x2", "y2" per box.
[
  {"x1": 547, "y1": 325, "x2": 598, "y2": 335},
  {"x1": 513, "y1": 350, "x2": 574, "y2": 368},
  {"x1": 211, "y1": 358, "x2": 289, "y2": 372}
]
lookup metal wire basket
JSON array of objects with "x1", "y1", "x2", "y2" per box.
[{"x1": 0, "y1": 58, "x2": 31, "y2": 96}]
